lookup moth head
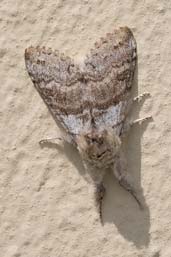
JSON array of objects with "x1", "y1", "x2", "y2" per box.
[{"x1": 76, "y1": 129, "x2": 121, "y2": 168}]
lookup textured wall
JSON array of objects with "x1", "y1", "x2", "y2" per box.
[{"x1": 0, "y1": 0, "x2": 171, "y2": 256}]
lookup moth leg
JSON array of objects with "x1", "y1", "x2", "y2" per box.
[
  {"x1": 95, "y1": 182, "x2": 106, "y2": 224},
  {"x1": 39, "y1": 137, "x2": 63, "y2": 146},
  {"x1": 121, "y1": 116, "x2": 152, "y2": 135},
  {"x1": 113, "y1": 155, "x2": 143, "y2": 209},
  {"x1": 133, "y1": 92, "x2": 150, "y2": 102},
  {"x1": 122, "y1": 93, "x2": 151, "y2": 123},
  {"x1": 131, "y1": 116, "x2": 152, "y2": 125},
  {"x1": 39, "y1": 132, "x2": 74, "y2": 146}
]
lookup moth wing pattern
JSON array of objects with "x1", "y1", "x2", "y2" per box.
[
  {"x1": 83, "y1": 27, "x2": 137, "y2": 133},
  {"x1": 25, "y1": 27, "x2": 136, "y2": 140},
  {"x1": 25, "y1": 47, "x2": 89, "y2": 140}
]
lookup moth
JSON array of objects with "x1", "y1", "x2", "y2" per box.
[{"x1": 25, "y1": 27, "x2": 150, "y2": 222}]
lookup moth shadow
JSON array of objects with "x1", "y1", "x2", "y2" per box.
[{"x1": 103, "y1": 66, "x2": 151, "y2": 247}]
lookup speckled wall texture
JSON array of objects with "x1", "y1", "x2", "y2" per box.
[{"x1": 0, "y1": 1, "x2": 171, "y2": 256}]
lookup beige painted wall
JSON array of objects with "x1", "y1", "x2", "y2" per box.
[{"x1": 0, "y1": 0, "x2": 171, "y2": 256}]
